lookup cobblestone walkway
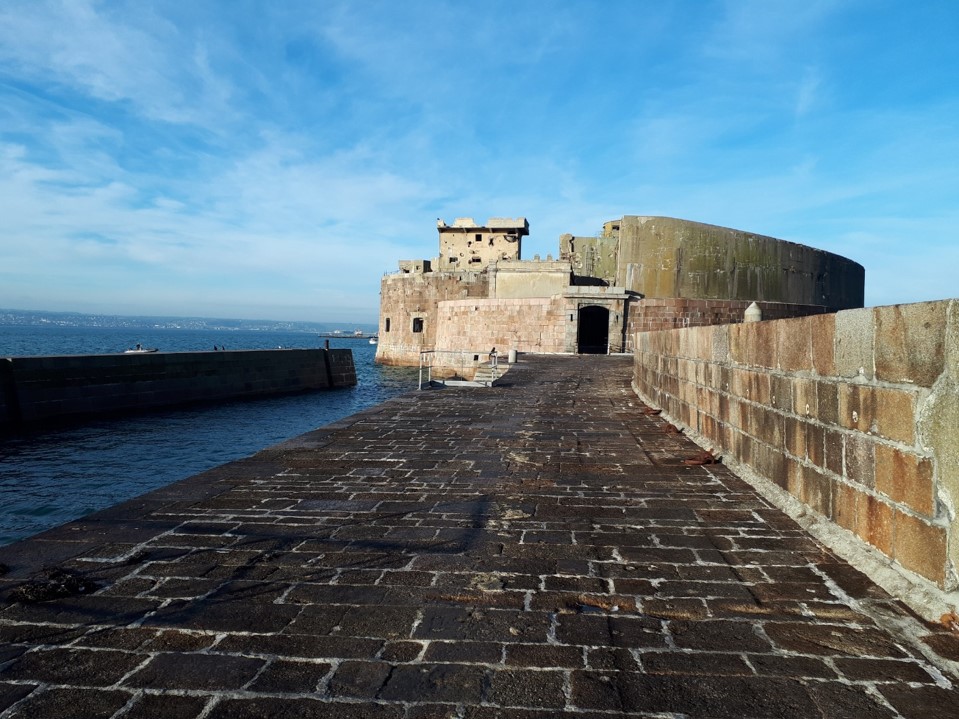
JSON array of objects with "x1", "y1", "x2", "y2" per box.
[{"x1": 1, "y1": 355, "x2": 958, "y2": 718}]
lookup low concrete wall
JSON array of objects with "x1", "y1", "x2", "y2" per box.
[
  {"x1": 1, "y1": 348, "x2": 356, "y2": 431},
  {"x1": 633, "y1": 300, "x2": 959, "y2": 614}
]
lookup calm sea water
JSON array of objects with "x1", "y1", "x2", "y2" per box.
[{"x1": 0, "y1": 326, "x2": 418, "y2": 546}]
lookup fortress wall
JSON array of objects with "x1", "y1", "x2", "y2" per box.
[
  {"x1": 434, "y1": 297, "x2": 570, "y2": 361},
  {"x1": 376, "y1": 271, "x2": 490, "y2": 366},
  {"x1": 625, "y1": 298, "x2": 829, "y2": 338},
  {"x1": 616, "y1": 216, "x2": 865, "y2": 310},
  {"x1": 1, "y1": 348, "x2": 355, "y2": 431},
  {"x1": 632, "y1": 299, "x2": 959, "y2": 610}
]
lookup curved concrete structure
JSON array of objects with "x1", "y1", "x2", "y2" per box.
[{"x1": 565, "y1": 216, "x2": 864, "y2": 310}]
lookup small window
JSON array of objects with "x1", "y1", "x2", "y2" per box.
[
  {"x1": 412, "y1": 317, "x2": 424, "y2": 333},
  {"x1": 475, "y1": 234, "x2": 482, "y2": 243},
  {"x1": 469, "y1": 256, "x2": 482, "y2": 264},
  {"x1": 385, "y1": 318, "x2": 391, "y2": 333}
]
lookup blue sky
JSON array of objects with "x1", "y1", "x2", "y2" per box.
[{"x1": 1, "y1": 1, "x2": 956, "y2": 323}]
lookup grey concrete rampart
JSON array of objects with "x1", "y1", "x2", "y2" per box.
[{"x1": 0, "y1": 348, "x2": 355, "y2": 431}]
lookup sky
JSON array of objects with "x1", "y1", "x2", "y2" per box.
[{"x1": 1, "y1": 1, "x2": 957, "y2": 324}]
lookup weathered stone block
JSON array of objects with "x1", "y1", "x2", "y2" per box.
[
  {"x1": 875, "y1": 445, "x2": 935, "y2": 518},
  {"x1": 893, "y1": 511, "x2": 947, "y2": 586},
  {"x1": 792, "y1": 378, "x2": 818, "y2": 418},
  {"x1": 749, "y1": 371, "x2": 771, "y2": 405},
  {"x1": 834, "y1": 308, "x2": 874, "y2": 379},
  {"x1": 809, "y1": 313, "x2": 836, "y2": 376},
  {"x1": 816, "y1": 381, "x2": 839, "y2": 426},
  {"x1": 770, "y1": 375, "x2": 793, "y2": 413},
  {"x1": 801, "y1": 466, "x2": 833, "y2": 517},
  {"x1": 784, "y1": 416, "x2": 805, "y2": 459},
  {"x1": 917, "y1": 373, "x2": 959, "y2": 585},
  {"x1": 756, "y1": 442, "x2": 788, "y2": 482},
  {"x1": 805, "y1": 423, "x2": 825, "y2": 469},
  {"x1": 844, "y1": 433, "x2": 875, "y2": 489},
  {"x1": 832, "y1": 481, "x2": 859, "y2": 533},
  {"x1": 786, "y1": 458, "x2": 803, "y2": 495},
  {"x1": 824, "y1": 429, "x2": 844, "y2": 476},
  {"x1": 753, "y1": 321, "x2": 777, "y2": 369},
  {"x1": 874, "y1": 301, "x2": 947, "y2": 387},
  {"x1": 711, "y1": 324, "x2": 730, "y2": 363},
  {"x1": 838, "y1": 385, "x2": 915, "y2": 444},
  {"x1": 857, "y1": 494, "x2": 894, "y2": 556},
  {"x1": 871, "y1": 387, "x2": 916, "y2": 445},
  {"x1": 728, "y1": 323, "x2": 748, "y2": 365},
  {"x1": 777, "y1": 318, "x2": 811, "y2": 372}
]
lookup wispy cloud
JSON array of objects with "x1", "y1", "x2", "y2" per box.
[{"x1": 0, "y1": 0, "x2": 956, "y2": 320}]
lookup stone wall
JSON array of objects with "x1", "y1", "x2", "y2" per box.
[
  {"x1": 376, "y1": 271, "x2": 490, "y2": 366},
  {"x1": 434, "y1": 297, "x2": 570, "y2": 359},
  {"x1": 625, "y1": 298, "x2": 829, "y2": 340},
  {"x1": 632, "y1": 300, "x2": 959, "y2": 606},
  {"x1": 1, "y1": 348, "x2": 355, "y2": 431},
  {"x1": 490, "y1": 260, "x2": 572, "y2": 299}
]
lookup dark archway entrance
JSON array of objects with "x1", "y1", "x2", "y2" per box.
[{"x1": 577, "y1": 305, "x2": 609, "y2": 354}]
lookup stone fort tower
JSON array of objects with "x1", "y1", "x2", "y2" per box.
[{"x1": 375, "y1": 216, "x2": 864, "y2": 368}]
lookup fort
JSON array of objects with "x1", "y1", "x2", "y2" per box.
[{"x1": 376, "y1": 215, "x2": 864, "y2": 369}]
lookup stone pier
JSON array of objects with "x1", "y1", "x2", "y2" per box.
[{"x1": 1, "y1": 355, "x2": 957, "y2": 718}]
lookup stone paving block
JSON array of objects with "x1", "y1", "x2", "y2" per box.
[
  {"x1": 124, "y1": 651, "x2": 264, "y2": 690},
  {"x1": 3, "y1": 687, "x2": 132, "y2": 719},
  {"x1": 487, "y1": 668, "x2": 567, "y2": 708},
  {"x1": 206, "y1": 698, "x2": 405, "y2": 719},
  {"x1": 879, "y1": 684, "x2": 959, "y2": 719},
  {"x1": 378, "y1": 663, "x2": 487, "y2": 703},
  {"x1": 764, "y1": 622, "x2": 910, "y2": 658},
  {"x1": 246, "y1": 658, "x2": 332, "y2": 693},
  {"x1": 0, "y1": 682, "x2": 37, "y2": 713},
  {"x1": 1, "y1": 647, "x2": 144, "y2": 686},
  {"x1": 121, "y1": 693, "x2": 211, "y2": 719}
]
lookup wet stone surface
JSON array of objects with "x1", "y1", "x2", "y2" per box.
[{"x1": 0, "y1": 354, "x2": 957, "y2": 718}]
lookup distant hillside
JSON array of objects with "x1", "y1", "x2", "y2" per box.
[{"x1": 0, "y1": 308, "x2": 377, "y2": 335}]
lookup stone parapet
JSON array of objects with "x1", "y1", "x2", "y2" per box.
[
  {"x1": 434, "y1": 297, "x2": 569, "y2": 358},
  {"x1": 632, "y1": 299, "x2": 959, "y2": 613},
  {"x1": 626, "y1": 298, "x2": 828, "y2": 337},
  {"x1": 0, "y1": 348, "x2": 355, "y2": 431},
  {"x1": 376, "y1": 271, "x2": 491, "y2": 366}
]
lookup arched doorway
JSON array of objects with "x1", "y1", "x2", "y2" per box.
[{"x1": 577, "y1": 305, "x2": 609, "y2": 354}]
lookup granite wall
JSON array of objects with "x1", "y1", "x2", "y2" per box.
[
  {"x1": 0, "y1": 348, "x2": 355, "y2": 431},
  {"x1": 434, "y1": 297, "x2": 569, "y2": 361},
  {"x1": 376, "y1": 271, "x2": 490, "y2": 366},
  {"x1": 632, "y1": 300, "x2": 959, "y2": 603},
  {"x1": 624, "y1": 298, "x2": 829, "y2": 341}
]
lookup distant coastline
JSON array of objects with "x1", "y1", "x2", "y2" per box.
[{"x1": 0, "y1": 308, "x2": 376, "y2": 335}]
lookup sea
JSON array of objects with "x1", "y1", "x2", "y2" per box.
[{"x1": 0, "y1": 326, "x2": 419, "y2": 546}]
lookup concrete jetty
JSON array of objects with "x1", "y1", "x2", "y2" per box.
[{"x1": 1, "y1": 355, "x2": 957, "y2": 717}]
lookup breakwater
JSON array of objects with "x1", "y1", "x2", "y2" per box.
[
  {"x1": 0, "y1": 347, "x2": 355, "y2": 431},
  {"x1": 1, "y1": 354, "x2": 955, "y2": 717}
]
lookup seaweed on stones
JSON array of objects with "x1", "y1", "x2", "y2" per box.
[{"x1": 8, "y1": 568, "x2": 100, "y2": 604}]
